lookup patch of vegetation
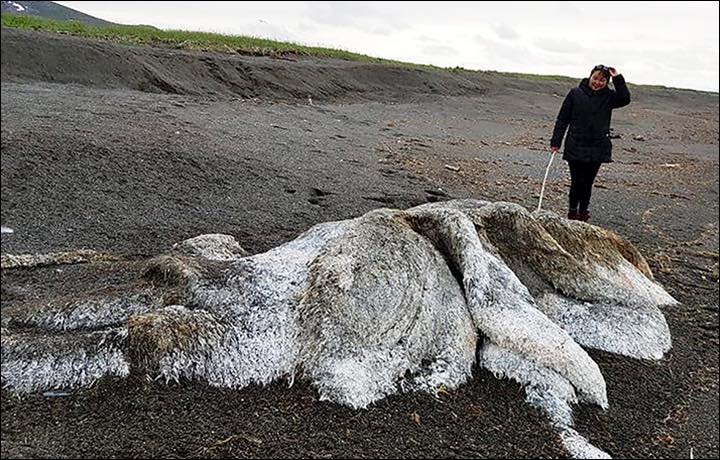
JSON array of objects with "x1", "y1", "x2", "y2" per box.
[
  {"x1": 1, "y1": 13, "x2": 407, "y2": 64},
  {"x1": 4, "y1": 12, "x2": 713, "y2": 93}
]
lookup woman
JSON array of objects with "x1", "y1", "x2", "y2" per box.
[{"x1": 550, "y1": 64, "x2": 631, "y2": 221}]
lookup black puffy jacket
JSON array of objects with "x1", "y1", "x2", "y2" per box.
[{"x1": 551, "y1": 75, "x2": 631, "y2": 163}]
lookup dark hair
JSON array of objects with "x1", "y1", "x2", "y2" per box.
[{"x1": 591, "y1": 64, "x2": 611, "y2": 79}]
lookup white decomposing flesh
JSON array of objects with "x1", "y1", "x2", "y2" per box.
[{"x1": 1, "y1": 200, "x2": 675, "y2": 458}]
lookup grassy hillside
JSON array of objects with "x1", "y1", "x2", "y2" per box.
[
  {"x1": 2, "y1": 12, "x2": 710, "y2": 93},
  {"x1": 1, "y1": 12, "x2": 407, "y2": 64}
]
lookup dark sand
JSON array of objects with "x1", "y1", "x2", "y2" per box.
[{"x1": 2, "y1": 27, "x2": 718, "y2": 458}]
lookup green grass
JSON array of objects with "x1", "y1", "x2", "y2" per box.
[
  {"x1": 3, "y1": 12, "x2": 715, "y2": 93},
  {"x1": 1, "y1": 12, "x2": 411, "y2": 65}
]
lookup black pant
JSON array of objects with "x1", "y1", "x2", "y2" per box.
[{"x1": 568, "y1": 161, "x2": 602, "y2": 212}]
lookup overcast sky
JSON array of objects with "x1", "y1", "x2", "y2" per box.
[{"x1": 57, "y1": 1, "x2": 720, "y2": 92}]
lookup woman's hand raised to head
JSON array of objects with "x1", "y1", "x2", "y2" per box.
[{"x1": 608, "y1": 67, "x2": 618, "y2": 77}]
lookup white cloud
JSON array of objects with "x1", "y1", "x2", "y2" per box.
[
  {"x1": 303, "y1": 1, "x2": 411, "y2": 33},
  {"x1": 535, "y1": 37, "x2": 585, "y2": 55},
  {"x1": 494, "y1": 24, "x2": 520, "y2": 40},
  {"x1": 422, "y1": 43, "x2": 459, "y2": 57}
]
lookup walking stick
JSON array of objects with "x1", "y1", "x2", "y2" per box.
[{"x1": 536, "y1": 151, "x2": 556, "y2": 212}]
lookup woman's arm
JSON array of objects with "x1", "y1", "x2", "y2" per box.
[
  {"x1": 609, "y1": 68, "x2": 631, "y2": 108},
  {"x1": 550, "y1": 90, "x2": 574, "y2": 151}
]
